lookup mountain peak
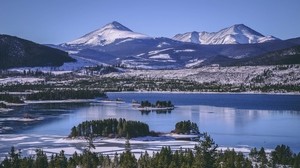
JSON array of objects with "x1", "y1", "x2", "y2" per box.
[
  {"x1": 102, "y1": 21, "x2": 132, "y2": 32},
  {"x1": 227, "y1": 24, "x2": 264, "y2": 37},
  {"x1": 65, "y1": 21, "x2": 149, "y2": 46},
  {"x1": 232, "y1": 23, "x2": 246, "y2": 27}
]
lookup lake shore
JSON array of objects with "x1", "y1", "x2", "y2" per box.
[
  {"x1": 24, "y1": 99, "x2": 95, "y2": 104},
  {"x1": 0, "y1": 133, "x2": 273, "y2": 161},
  {"x1": 109, "y1": 90, "x2": 300, "y2": 96}
]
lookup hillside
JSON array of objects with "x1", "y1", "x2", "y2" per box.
[{"x1": 0, "y1": 35, "x2": 75, "y2": 69}]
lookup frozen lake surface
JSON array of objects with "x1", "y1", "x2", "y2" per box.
[{"x1": 0, "y1": 92, "x2": 300, "y2": 157}]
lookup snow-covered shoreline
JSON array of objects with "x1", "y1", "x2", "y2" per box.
[
  {"x1": 0, "y1": 134, "x2": 273, "y2": 160},
  {"x1": 0, "y1": 108, "x2": 13, "y2": 112}
]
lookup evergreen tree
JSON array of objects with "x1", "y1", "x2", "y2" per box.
[
  {"x1": 258, "y1": 147, "x2": 268, "y2": 167},
  {"x1": 193, "y1": 133, "x2": 218, "y2": 168},
  {"x1": 34, "y1": 149, "x2": 48, "y2": 168},
  {"x1": 119, "y1": 151, "x2": 138, "y2": 168},
  {"x1": 271, "y1": 144, "x2": 293, "y2": 166}
]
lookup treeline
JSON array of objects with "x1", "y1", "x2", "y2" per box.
[
  {"x1": 0, "y1": 102, "x2": 7, "y2": 108},
  {"x1": 0, "y1": 94, "x2": 24, "y2": 103},
  {"x1": 174, "y1": 120, "x2": 199, "y2": 134},
  {"x1": 140, "y1": 100, "x2": 174, "y2": 108},
  {"x1": 84, "y1": 65, "x2": 120, "y2": 75},
  {"x1": 26, "y1": 89, "x2": 106, "y2": 100},
  {"x1": 2, "y1": 134, "x2": 300, "y2": 168},
  {"x1": 69, "y1": 118, "x2": 150, "y2": 138}
]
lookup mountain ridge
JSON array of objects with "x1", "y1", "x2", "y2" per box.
[
  {"x1": 57, "y1": 22, "x2": 300, "y2": 70},
  {"x1": 173, "y1": 24, "x2": 279, "y2": 44}
]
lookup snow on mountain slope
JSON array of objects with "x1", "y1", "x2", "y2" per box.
[
  {"x1": 65, "y1": 21, "x2": 150, "y2": 46},
  {"x1": 173, "y1": 24, "x2": 279, "y2": 44}
]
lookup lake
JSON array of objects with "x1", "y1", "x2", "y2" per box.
[{"x1": 1, "y1": 92, "x2": 300, "y2": 153}]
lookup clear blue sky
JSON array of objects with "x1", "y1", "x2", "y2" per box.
[{"x1": 1, "y1": 0, "x2": 299, "y2": 44}]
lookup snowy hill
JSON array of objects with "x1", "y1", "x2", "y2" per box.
[
  {"x1": 65, "y1": 21, "x2": 150, "y2": 47},
  {"x1": 173, "y1": 24, "x2": 279, "y2": 44}
]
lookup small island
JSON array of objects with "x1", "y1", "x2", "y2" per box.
[
  {"x1": 134, "y1": 100, "x2": 175, "y2": 112},
  {"x1": 69, "y1": 118, "x2": 200, "y2": 141},
  {"x1": 69, "y1": 118, "x2": 153, "y2": 139},
  {"x1": 173, "y1": 120, "x2": 200, "y2": 134}
]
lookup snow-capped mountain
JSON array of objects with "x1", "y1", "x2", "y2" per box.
[
  {"x1": 65, "y1": 21, "x2": 150, "y2": 46},
  {"x1": 173, "y1": 24, "x2": 279, "y2": 44},
  {"x1": 57, "y1": 21, "x2": 300, "y2": 70}
]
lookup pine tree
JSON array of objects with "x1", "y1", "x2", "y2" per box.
[
  {"x1": 34, "y1": 149, "x2": 48, "y2": 168},
  {"x1": 193, "y1": 133, "x2": 218, "y2": 168}
]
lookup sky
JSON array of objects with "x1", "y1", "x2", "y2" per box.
[{"x1": 1, "y1": 0, "x2": 300, "y2": 44}]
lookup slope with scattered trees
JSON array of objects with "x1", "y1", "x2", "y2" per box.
[{"x1": 0, "y1": 35, "x2": 75, "y2": 69}]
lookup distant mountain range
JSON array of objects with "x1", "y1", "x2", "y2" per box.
[
  {"x1": 172, "y1": 24, "x2": 279, "y2": 44},
  {"x1": 1, "y1": 22, "x2": 300, "y2": 70},
  {"x1": 59, "y1": 21, "x2": 300, "y2": 69},
  {"x1": 0, "y1": 35, "x2": 75, "y2": 69}
]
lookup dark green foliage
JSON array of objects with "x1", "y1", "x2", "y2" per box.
[
  {"x1": 0, "y1": 35, "x2": 75, "y2": 69},
  {"x1": 69, "y1": 118, "x2": 150, "y2": 138},
  {"x1": 26, "y1": 89, "x2": 106, "y2": 100},
  {"x1": 0, "y1": 102, "x2": 7, "y2": 108},
  {"x1": 0, "y1": 147, "x2": 21, "y2": 168},
  {"x1": 119, "y1": 151, "x2": 138, "y2": 168},
  {"x1": 217, "y1": 149, "x2": 252, "y2": 168},
  {"x1": 0, "y1": 94, "x2": 24, "y2": 103},
  {"x1": 84, "y1": 65, "x2": 120, "y2": 75},
  {"x1": 271, "y1": 144, "x2": 293, "y2": 166},
  {"x1": 249, "y1": 147, "x2": 268, "y2": 167},
  {"x1": 294, "y1": 153, "x2": 300, "y2": 168},
  {"x1": 34, "y1": 149, "x2": 48, "y2": 168},
  {"x1": 2, "y1": 141, "x2": 300, "y2": 168},
  {"x1": 140, "y1": 100, "x2": 152, "y2": 107},
  {"x1": 193, "y1": 133, "x2": 218, "y2": 168},
  {"x1": 175, "y1": 120, "x2": 199, "y2": 134}
]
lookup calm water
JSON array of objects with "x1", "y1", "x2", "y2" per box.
[{"x1": 1, "y1": 92, "x2": 300, "y2": 152}]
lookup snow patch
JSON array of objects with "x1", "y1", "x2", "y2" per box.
[
  {"x1": 174, "y1": 49, "x2": 195, "y2": 53},
  {"x1": 0, "y1": 136, "x2": 29, "y2": 141},
  {"x1": 148, "y1": 48, "x2": 173, "y2": 55},
  {"x1": 149, "y1": 54, "x2": 171, "y2": 59},
  {"x1": 0, "y1": 77, "x2": 44, "y2": 85},
  {"x1": 185, "y1": 59, "x2": 204, "y2": 68}
]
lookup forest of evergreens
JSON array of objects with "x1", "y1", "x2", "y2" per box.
[
  {"x1": 26, "y1": 89, "x2": 106, "y2": 100},
  {"x1": 0, "y1": 94, "x2": 24, "y2": 103},
  {"x1": 174, "y1": 120, "x2": 199, "y2": 134},
  {"x1": 69, "y1": 118, "x2": 151, "y2": 138},
  {"x1": 1, "y1": 133, "x2": 300, "y2": 168}
]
